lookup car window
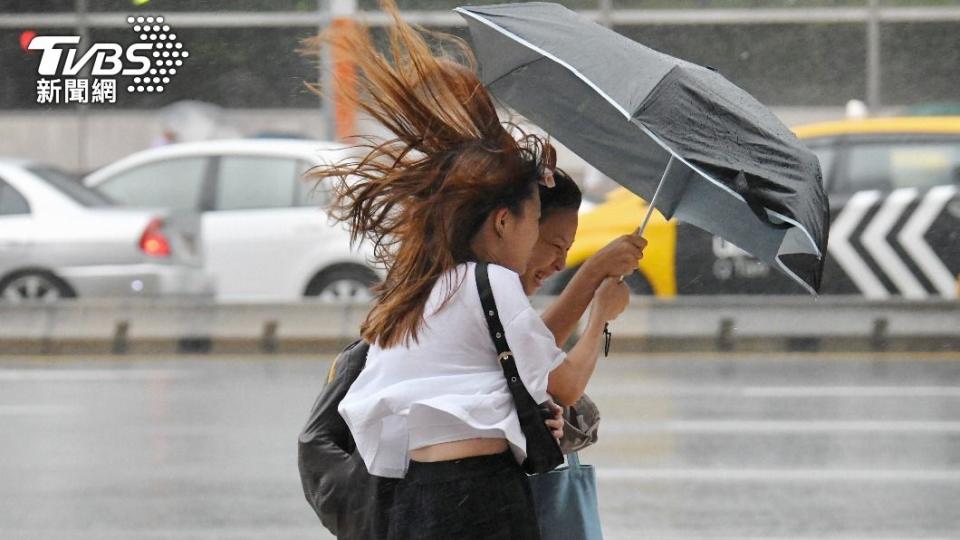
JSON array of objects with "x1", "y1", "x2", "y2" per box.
[
  {"x1": 0, "y1": 179, "x2": 30, "y2": 216},
  {"x1": 29, "y1": 166, "x2": 113, "y2": 207},
  {"x1": 296, "y1": 161, "x2": 329, "y2": 207},
  {"x1": 845, "y1": 141, "x2": 960, "y2": 193},
  {"x1": 215, "y1": 156, "x2": 299, "y2": 211},
  {"x1": 808, "y1": 146, "x2": 836, "y2": 192},
  {"x1": 97, "y1": 157, "x2": 209, "y2": 211}
]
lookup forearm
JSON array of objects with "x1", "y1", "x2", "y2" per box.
[
  {"x1": 546, "y1": 315, "x2": 605, "y2": 406},
  {"x1": 541, "y1": 262, "x2": 606, "y2": 346}
]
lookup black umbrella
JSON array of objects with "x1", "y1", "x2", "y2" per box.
[{"x1": 455, "y1": 2, "x2": 829, "y2": 293}]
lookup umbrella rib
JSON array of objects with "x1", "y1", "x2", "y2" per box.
[
  {"x1": 635, "y1": 122, "x2": 822, "y2": 260},
  {"x1": 483, "y1": 56, "x2": 548, "y2": 91},
  {"x1": 454, "y1": 7, "x2": 633, "y2": 120},
  {"x1": 774, "y1": 258, "x2": 818, "y2": 296}
]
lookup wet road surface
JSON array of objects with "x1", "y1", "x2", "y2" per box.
[{"x1": 2, "y1": 352, "x2": 958, "y2": 539}]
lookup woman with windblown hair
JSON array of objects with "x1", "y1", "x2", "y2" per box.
[{"x1": 307, "y1": 3, "x2": 630, "y2": 538}]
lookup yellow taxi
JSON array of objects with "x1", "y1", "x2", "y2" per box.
[{"x1": 553, "y1": 117, "x2": 960, "y2": 299}]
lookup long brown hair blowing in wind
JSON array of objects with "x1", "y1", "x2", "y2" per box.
[{"x1": 304, "y1": 0, "x2": 552, "y2": 349}]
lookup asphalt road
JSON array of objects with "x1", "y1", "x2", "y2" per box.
[{"x1": 1, "y1": 351, "x2": 959, "y2": 540}]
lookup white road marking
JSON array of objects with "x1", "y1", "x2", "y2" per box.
[
  {"x1": 594, "y1": 384, "x2": 960, "y2": 398},
  {"x1": 0, "y1": 369, "x2": 189, "y2": 381},
  {"x1": 861, "y1": 188, "x2": 926, "y2": 298},
  {"x1": 602, "y1": 420, "x2": 960, "y2": 434},
  {"x1": 597, "y1": 468, "x2": 960, "y2": 482},
  {"x1": 604, "y1": 536, "x2": 954, "y2": 540},
  {"x1": 0, "y1": 405, "x2": 78, "y2": 415},
  {"x1": 827, "y1": 190, "x2": 889, "y2": 298},
  {"x1": 898, "y1": 185, "x2": 958, "y2": 298},
  {"x1": 741, "y1": 386, "x2": 960, "y2": 398}
]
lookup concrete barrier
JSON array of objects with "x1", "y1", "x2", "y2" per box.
[
  {"x1": 0, "y1": 296, "x2": 957, "y2": 355},
  {"x1": 588, "y1": 296, "x2": 960, "y2": 353}
]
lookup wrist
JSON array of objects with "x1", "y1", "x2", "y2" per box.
[
  {"x1": 579, "y1": 258, "x2": 607, "y2": 289},
  {"x1": 587, "y1": 308, "x2": 608, "y2": 330}
]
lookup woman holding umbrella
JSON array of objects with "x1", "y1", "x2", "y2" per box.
[
  {"x1": 298, "y1": 167, "x2": 647, "y2": 539},
  {"x1": 308, "y1": 2, "x2": 632, "y2": 537}
]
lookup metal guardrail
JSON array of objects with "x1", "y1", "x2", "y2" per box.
[
  {"x1": 1, "y1": 296, "x2": 957, "y2": 355},
  {"x1": 3, "y1": 6, "x2": 960, "y2": 28},
  {"x1": 598, "y1": 296, "x2": 960, "y2": 353}
]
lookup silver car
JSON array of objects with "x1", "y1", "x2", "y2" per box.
[
  {"x1": 0, "y1": 159, "x2": 214, "y2": 302},
  {"x1": 84, "y1": 139, "x2": 381, "y2": 303}
]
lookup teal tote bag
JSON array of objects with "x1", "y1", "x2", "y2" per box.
[{"x1": 528, "y1": 452, "x2": 603, "y2": 540}]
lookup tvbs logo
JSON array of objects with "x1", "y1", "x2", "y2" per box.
[{"x1": 30, "y1": 15, "x2": 189, "y2": 104}]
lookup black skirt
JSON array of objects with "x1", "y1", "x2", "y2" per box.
[{"x1": 387, "y1": 450, "x2": 542, "y2": 540}]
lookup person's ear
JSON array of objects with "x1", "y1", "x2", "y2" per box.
[{"x1": 492, "y1": 208, "x2": 509, "y2": 238}]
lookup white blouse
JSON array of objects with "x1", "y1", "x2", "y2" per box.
[{"x1": 338, "y1": 262, "x2": 567, "y2": 478}]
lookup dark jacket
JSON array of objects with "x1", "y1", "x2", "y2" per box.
[{"x1": 298, "y1": 340, "x2": 398, "y2": 539}]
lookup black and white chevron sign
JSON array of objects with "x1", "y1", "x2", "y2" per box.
[{"x1": 828, "y1": 185, "x2": 958, "y2": 299}]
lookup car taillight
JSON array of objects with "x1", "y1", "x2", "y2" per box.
[{"x1": 139, "y1": 218, "x2": 171, "y2": 257}]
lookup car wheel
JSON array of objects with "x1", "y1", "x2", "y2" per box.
[
  {"x1": 304, "y1": 265, "x2": 379, "y2": 302},
  {"x1": 0, "y1": 271, "x2": 76, "y2": 303}
]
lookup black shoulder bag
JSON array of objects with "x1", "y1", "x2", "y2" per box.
[
  {"x1": 297, "y1": 340, "x2": 398, "y2": 540},
  {"x1": 475, "y1": 262, "x2": 564, "y2": 475}
]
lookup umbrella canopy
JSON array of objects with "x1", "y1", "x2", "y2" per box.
[{"x1": 455, "y1": 2, "x2": 829, "y2": 293}]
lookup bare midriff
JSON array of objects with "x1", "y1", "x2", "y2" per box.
[{"x1": 409, "y1": 437, "x2": 509, "y2": 462}]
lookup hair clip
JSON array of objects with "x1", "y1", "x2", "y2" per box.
[
  {"x1": 539, "y1": 168, "x2": 556, "y2": 188},
  {"x1": 543, "y1": 142, "x2": 557, "y2": 171}
]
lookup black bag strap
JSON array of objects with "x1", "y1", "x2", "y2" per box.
[
  {"x1": 475, "y1": 262, "x2": 564, "y2": 475},
  {"x1": 476, "y1": 261, "x2": 511, "y2": 357}
]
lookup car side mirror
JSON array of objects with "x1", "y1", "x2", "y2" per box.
[{"x1": 953, "y1": 165, "x2": 960, "y2": 186}]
